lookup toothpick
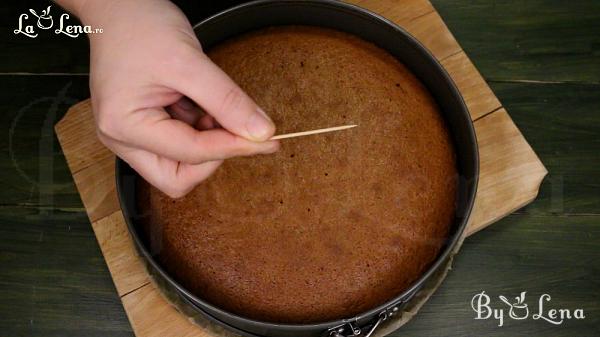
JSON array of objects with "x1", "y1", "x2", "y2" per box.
[{"x1": 270, "y1": 124, "x2": 357, "y2": 140}]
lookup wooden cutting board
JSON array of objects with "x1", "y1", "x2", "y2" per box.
[{"x1": 54, "y1": 0, "x2": 547, "y2": 336}]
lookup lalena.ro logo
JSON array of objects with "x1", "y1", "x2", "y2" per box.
[
  {"x1": 471, "y1": 291, "x2": 585, "y2": 327},
  {"x1": 13, "y1": 5, "x2": 103, "y2": 38}
]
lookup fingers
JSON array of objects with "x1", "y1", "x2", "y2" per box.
[
  {"x1": 170, "y1": 50, "x2": 276, "y2": 142},
  {"x1": 114, "y1": 143, "x2": 223, "y2": 198},
  {"x1": 166, "y1": 96, "x2": 204, "y2": 126},
  {"x1": 167, "y1": 96, "x2": 218, "y2": 130},
  {"x1": 99, "y1": 106, "x2": 279, "y2": 164},
  {"x1": 196, "y1": 114, "x2": 219, "y2": 131}
]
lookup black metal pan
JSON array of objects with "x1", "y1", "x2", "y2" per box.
[{"x1": 116, "y1": 1, "x2": 479, "y2": 336}]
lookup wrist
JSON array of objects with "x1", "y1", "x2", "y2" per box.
[{"x1": 68, "y1": 0, "x2": 147, "y2": 44}]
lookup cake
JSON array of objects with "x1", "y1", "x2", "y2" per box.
[{"x1": 137, "y1": 26, "x2": 457, "y2": 323}]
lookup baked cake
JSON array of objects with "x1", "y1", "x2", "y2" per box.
[{"x1": 137, "y1": 26, "x2": 457, "y2": 323}]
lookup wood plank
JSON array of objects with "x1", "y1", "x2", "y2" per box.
[
  {"x1": 347, "y1": 0, "x2": 435, "y2": 26},
  {"x1": 0, "y1": 75, "x2": 89, "y2": 209},
  {"x1": 92, "y1": 211, "x2": 149, "y2": 296},
  {"x1": 72, "y1": 154, "x2": 119, "y2": 222},
  {"x1": 390, "y1": 214, "x2": 600, "y2": 337},
  {"x1": 467, "y1": 109, "x2": 547, "y2": 235},
  {"x1": 122, "y1": 283, "x2": 223, "y2": 337},
  {"x1": 430, "y1": 0, "x2": 600, "y2": 83},
  {"x1": 404, "y1": 11, "x2": 461, "y2": 61},
  {"x1": 352, "y1": 0, "x2": 461, "y2": 61},
  {"x1": 0, "y1": 206, "x2": 133, "y2": 337},
  {"x1": 441, "y1": 51, "x2": 501, "y2": 120},
  {"x1": 55, "y1": 100, "x2": 113, "y2": 174},
  {"x1": 348, "y1": 0, "x2": 492, "y2": 127},
  {"x1": 356, "y1": 0, "x2": 502, "y2": 127},
  {"x1": 491, "y1": 82, "x2": 600, "y2": 215}
]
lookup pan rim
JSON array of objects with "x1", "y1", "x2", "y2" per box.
[{"x1": 117, "y1": 0, "x2": 479, "y2": 333}]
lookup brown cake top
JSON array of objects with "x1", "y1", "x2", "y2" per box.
[{"x1": 138, "y1": 26, "x2": 457, "y2": 323}]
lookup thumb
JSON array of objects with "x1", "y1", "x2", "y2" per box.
[{"x1": 170, "y1": 49, "x2": 276, "y2": 141}]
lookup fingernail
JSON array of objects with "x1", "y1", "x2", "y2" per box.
[
  {"x1": 176, "y1": 97, "x2": 195, "y2": 110},
  {"x1": 246, "y1": 107, "x2": 275, "y2": 141},
  {"x1": 256, "y1": 107, "x2": 272, "y2": 122}
]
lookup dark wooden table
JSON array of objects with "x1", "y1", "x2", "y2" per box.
[{"x1": 1, "y1": 1, "x2": 598, "y2": 336}]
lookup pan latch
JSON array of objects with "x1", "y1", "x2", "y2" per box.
[
  {"x1": 328, "y1": 306, "x2": 400, "y2": 337},
  {"x1": 328, "y1": 321, "x2": 361, "y2": 337}
]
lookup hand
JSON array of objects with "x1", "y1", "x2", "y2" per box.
[{"x1": 72, "y1": 0, "x2": 279, "y2": 197}]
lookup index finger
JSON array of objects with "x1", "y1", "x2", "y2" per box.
[{"x1": 169, "y1": 50, "x2": 276, "y2": 142}]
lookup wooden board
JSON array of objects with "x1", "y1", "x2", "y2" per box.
[{"x1": 54, "y1": 0, "x2": 547, "y2": 336}]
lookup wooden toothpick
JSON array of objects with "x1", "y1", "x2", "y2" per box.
[{"x1": 270, "y1": 124, "x2": 357, "y2": 140}]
